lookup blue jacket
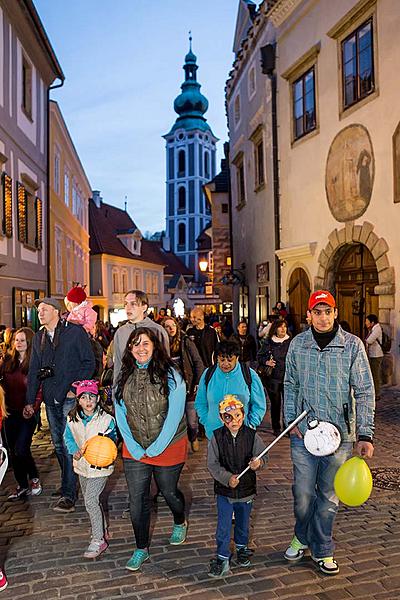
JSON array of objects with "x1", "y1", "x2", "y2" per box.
[
  {"x1": 284, "y1": 326, "x2": 375, "y2": 442},
  {"x1": 26, "y1": 320, "x2": 95, "y2": 406},
  {"x1": 195, "y1": 362, "x2": 266, "y2": 439}
]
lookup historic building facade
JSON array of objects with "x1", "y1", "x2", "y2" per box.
[
  {"x1": 49, "y1": 100, "x2": 90, "y2": 301},
  {"x1": 226, "y1": 1, "x2": 277, "y2": 330},
  {"x1": 163, "y1": 40, "x2": 218, "y2": 282},
  {"x1": 0, "y1": 0, "x2": 63, "y2": 327},
  {"x1": 270, "y1": 0, "x2": 400, "y2": 379}
]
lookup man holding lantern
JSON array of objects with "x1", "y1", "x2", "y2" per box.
[{"x1": 283, "y1": 290, "x2": 375, "y2": 576}]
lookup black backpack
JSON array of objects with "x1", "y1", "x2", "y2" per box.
[
  {"x1": 378, "y1": 329, "x2": 391, "y2": 353},
  {"x1": 204, "y1": 362, "x2": 252, "y2": 395}
]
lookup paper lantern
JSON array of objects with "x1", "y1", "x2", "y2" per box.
[
  {"x1": 83, "y1": 434, "x2": 117, "y2": 468},
  {"x1": 334, "y1": 456, "x2": 373, "y2": 507}
]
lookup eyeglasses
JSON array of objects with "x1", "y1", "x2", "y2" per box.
[{"x1": 311, "y1": 308, "x2": 335, "y2": 316}]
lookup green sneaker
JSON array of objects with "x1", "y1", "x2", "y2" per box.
[
  {"x1": 125, "y1": 549, "x2": 149, "y2": 571},
  {"x1": 284, "y1": 535, "x2": 308, "y2": 561},
  {"x1": 169, "y1": 521, "x2": 188, "y2": 545}
]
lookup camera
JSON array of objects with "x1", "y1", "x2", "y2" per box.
[{"x1": 37, "y1": 366, "x2": 55, "y2": 381}]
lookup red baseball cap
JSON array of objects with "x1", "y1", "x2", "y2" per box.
[{"x1": 308, "y1": 290, "x2": 336, "y2": 310}]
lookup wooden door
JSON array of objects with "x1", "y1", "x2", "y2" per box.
[
  {"x1": 288, "y1": 268, "x2": 311, "y2": 334},
  {"x1": 335, "y1": 244, "x2": 378, "y2": 338}
]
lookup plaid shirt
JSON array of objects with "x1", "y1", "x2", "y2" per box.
[{"x1": 284, "y1": 326, "x2": 375, "y2": 441}]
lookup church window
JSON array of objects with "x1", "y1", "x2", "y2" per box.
[
  {"x1": 178, "y1": 150, "x2": 185, "y2": 177},
  {"x1": 178, "y1": 186, "x2": 186, "y2": 212},
  {"x1": 178, "y1": 223, "x2": 186, "y2": 249},
  {"x1": 204, "y1": 152, "x2": 210, "y2": 179}
]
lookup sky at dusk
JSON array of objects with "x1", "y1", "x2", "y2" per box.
[{"x1": 34, "y1": 0, "x2": 241, "y2": 233}]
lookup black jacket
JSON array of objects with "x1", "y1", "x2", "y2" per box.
[
  {"x1": 213, "y1": 425, "x2": 256, "y2": 499},
  {"x1": 186, "y1": 325, "x2": 219, "y2": 367},
  {"x1": 181, "y1": 335, "x2": 205, "y2": 395},
  {"x1": 257, "y1": 337, "x2": 291, "y2": 383},
  {"x1": 232, "y1": 333, "x2": 257, "y2": 363},
  {"x1": 26, "y1": 320, "x2": 95, "y2": 406}
]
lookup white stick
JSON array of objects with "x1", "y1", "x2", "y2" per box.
[{"x1": 236, "y1": 409, "x2": 308, "y2": 480}]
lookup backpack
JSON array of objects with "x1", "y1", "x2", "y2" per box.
[
  {"x1": 378, "y1": 328, "x2": 391, "y2": 353},
  {"x1": 204, "y1": 362, "x2": 252, "y2": 395}
]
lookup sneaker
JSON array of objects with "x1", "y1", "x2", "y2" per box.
[
  {"x1": 125, "y1": 549, "x2": 149, "y2": 571},
  {"x1": 30, "y1": 478, "x2": 42, "y2": 496},
  {"x1": 236, "y1": 546, "x2": 254, "y2": 567},
  {"x1": 169, "y1": 521, "x2": 187, "y2": 545},
  {"x1": 0, "y1": 569, "x2": 7, "y2": 591},
  {"x1": 8, "y1": 486, "x2": 29, "y2": 500},
  {"x1": 284, "y1": 535, "x2": 308, "y2": 561},
  {"x1": 191, "y1": 439, "x2": 200, "y2": 452},
  {"x1": 84, "y1": 539, "x2": 108, "y2": 559},
  {"x1": 311, "y1": 555, "x2": 339, "y2": 575},
  {"x1": 208, "y1": 557, "x2": 230, "y2": 578},
  {"x1": 53, "y1": 497, "x2": 75, "y2": 513}
]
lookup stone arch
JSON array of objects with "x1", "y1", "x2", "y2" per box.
[{"x1": 314, "y1": 221, "x2": 395, "y2": 326}]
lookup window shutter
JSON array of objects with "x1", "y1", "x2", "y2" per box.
[
  {"x1": 36, "y1": 196, "x2": 42, "y2": 249},
  {"x1": 1, "y1": 173, "x2": 13, "y2": 238},
  {"x1": 17, "y1": 182, "x2": 27, "y2": 243}
]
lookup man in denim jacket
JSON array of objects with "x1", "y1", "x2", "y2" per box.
[{"x1": 283, "y1": 290, "x2": 375, "y2": 576}]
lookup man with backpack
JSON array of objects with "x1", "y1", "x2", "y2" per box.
[
  {"x1": 365, "y1": 314, "x2": 386, "y2": 400},
  {"x1": 195, "y1": 340, "x2": 266, "y2": 440}
]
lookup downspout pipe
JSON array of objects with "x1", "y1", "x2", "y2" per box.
[
  {"x1": 261, "y1": 43, "x2": 281, "y2": 302},
  {"x1": 46, "y1": 79, "x2": 64, "y2": 296}
]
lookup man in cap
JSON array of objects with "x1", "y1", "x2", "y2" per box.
[
  {"x1": 25, "y1": 297, "x2": 95, "y2": 512},
  {"x1": 283, "y1": 290, "x2": 375, "y2": 575}
]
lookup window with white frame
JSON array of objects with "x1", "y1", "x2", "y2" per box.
[
  {"x1": 248, "y1": 66, "x2": 256, "y2": 98},
  {"x1": 234, "y1": 95, "x2": 241, "y2": 126},
  {"x1": 54, "y1": 152, "x2": 60, "y2": 195},
  {"x1": 22, "y1": 54, "x2": 32, "y2": 118},
  {"x1": 121, "y1": 270, "x2": 128, "y2": 293},
  {"x1": 250, "y1": 125, "x2": 265, "y2": 189},
  {"x1": 64, "y1": 170, "x2": 70, "y2": 206},
  {"x1": 152, "y1": 273, "x2": 159, "y2": 295},
  {"x1": 112, "y1": 269, "x2": 119, "y2": 293}
]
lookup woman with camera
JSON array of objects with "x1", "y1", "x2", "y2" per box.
[
  {"x1": 257, "y1": 318, "x2": 291, "y2": 436},
  {"x1": 115, "y1": 327, "x2": 188, "y2": 571},
  {"x1": 0, "y1": 327, "x2": 42, "y2": 499}
]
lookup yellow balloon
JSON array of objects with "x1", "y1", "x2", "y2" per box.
[{"x1": 334, "y1": 456, "x2": 373, "y2": 506}]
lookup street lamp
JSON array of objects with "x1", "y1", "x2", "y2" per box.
[{"x1": 199, "y1": 257, "x2": 208, "y2": 273}]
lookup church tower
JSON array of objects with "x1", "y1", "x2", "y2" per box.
[{"x1": 163, "y1": 37, "x2": 218, "y2": 281}]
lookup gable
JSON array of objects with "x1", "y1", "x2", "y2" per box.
[{"x1": 233, "y1": 0, "x2": 257, "y2": 54}]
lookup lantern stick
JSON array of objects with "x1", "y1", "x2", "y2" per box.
[{"x1": 236, "y1": 410, "x2": 308, "y2": 480}]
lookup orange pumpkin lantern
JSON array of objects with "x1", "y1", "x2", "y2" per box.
[{"x1": 83, "y1": 434, "x2": 118, "y2": 468}]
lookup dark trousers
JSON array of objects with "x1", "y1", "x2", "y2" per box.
[
  {"x1": 123, "y1": 459, "x2": 185, "y2": 549},
  {"x1": 266, "y1": 380, "x2": 284, "y2": 431},
  {"x1": 369, "y1": 357, "x2": 382, "y2": 399},
  {"x1": 45, "y1": 398, "x2": 77, "y2": 502},
  {"x1": 216, "y1": 495, "x2": 253, "y2": 559},
  {"x1": 3, "y1": 411, "x2": 38, "y2": 489}
]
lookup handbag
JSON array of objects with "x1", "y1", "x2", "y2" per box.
[{"x1": 257, "y1": 364, "x2": 273, "y2": 379}]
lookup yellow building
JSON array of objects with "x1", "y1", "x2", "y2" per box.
[{"x1": 49, "y1": 100, "x2": 91, "y2": 301}]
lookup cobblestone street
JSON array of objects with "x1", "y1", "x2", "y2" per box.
[{"x1": 1, "y1": 388, "x2": 399, "y2": 600}]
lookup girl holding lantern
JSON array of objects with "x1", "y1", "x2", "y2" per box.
[
  {"x1": 64, "y1": 380, "x2": 117, "y2": 559},
  {"x1": 115, "y1": 327, "x2": 187, "y2": 572}
]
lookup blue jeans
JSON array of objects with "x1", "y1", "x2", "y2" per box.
[
  {"x1": 123, "y1": 459, "x2": 185, "y2": 549},
  {"x1": 45, "y1": 398, "x2": 77, "y2": 502},
  {"x1": 216, "y1": 495, "x2": 253, "y2": 560},
  {"x1": 290, "y1": 437, "x2": 353, "y2": 558}
]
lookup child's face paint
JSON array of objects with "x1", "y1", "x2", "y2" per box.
[{"x1": 220, "y1": 408, "x2": 244, "y2": 432}]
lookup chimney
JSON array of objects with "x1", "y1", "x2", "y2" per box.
[{"x1": 92, "y1": 190, "x2": 102, "y2": 208}]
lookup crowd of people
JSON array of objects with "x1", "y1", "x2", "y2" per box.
[{"x1": 0, "y1": 287, "x2": 377, "y2": 592}]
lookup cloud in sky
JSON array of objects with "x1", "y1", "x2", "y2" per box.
[{"x1": 34, "y1": 0, "x2": 238, "y2": 231}]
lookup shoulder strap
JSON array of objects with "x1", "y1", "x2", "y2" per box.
[
  {"x1": 240, "y1": 363, "x2": 252, "y2": 395},
  {"x1": 205, "y1": 364, "x2": 218, "y2": 391}
]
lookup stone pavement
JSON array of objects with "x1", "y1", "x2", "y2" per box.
[{"x1": 1, "y1": 388, "x2": 400, "y2": 600}]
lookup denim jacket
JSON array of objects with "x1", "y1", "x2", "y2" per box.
[{"x1": 284, "y1": 326, "x2": 375, "y2": 442}]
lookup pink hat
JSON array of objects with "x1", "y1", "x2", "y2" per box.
[{"x1": 73, "y1": 380, "x2": 99, "y2": 397}]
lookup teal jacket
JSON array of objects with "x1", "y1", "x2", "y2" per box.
[
  {"x1": 284, "y1": 326, "x2": 375, "y2": 442},
  {"x1": 195, "y1": 361, "x2": 266, "y2": 439}
]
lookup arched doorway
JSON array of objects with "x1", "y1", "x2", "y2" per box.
[
  {"x1": 288, "y1": 267, "x2": 311, "y2": 334},
  {"x1": 334, "y1": 244, "x2": 378, "y2": 338}
]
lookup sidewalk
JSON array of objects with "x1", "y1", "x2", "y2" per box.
[{"x1": 0, "y1": 388, "x2": 399, "y2": 600}]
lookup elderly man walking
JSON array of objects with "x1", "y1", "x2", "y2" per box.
[
  {"x1": 25, "y1": 297, "x2": 95, "y2": 512},
  {"x1": 283, "y1": 290, "x2": 375, "y2": 576}
]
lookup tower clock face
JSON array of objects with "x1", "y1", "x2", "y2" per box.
[{"x1": 304, "y1": 420, "x2": 341, "y2": 456}]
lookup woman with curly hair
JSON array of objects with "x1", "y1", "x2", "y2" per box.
[
  {"x1": 115, "y1": 327, "x2": 187, "y2": 572},
  {"x1": 162, "y1": 316, "x2": 204, "y2": 452},
  {"x1": 1, "y1": 327, "x2": 42, "y2": 499}
]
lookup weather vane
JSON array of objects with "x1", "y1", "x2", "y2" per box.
[{"x1": 189, "y1": 30, "x2": 192, "y2": 51}]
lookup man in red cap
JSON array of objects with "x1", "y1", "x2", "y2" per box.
[{"x1": 283, "y1": 289, "x2": 375, "y2": 576}]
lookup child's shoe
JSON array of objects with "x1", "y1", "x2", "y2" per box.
[
  {"x1": 30, "y1": 478, "x2": 42, "y2": 496},
  {"x1": 284, "y1": 535, "x2": 308, "y2": 561},
  {"x1": 236, "y1": 546, "x2": 254, "y2": 567},
  {"x1": 125, "y1": 549, "x2": 149, "y2": 571},
  {"x1": 311, "y1": 555, "x2": 339, "y2": 575},
  {"x1": 83, "y1": 538, "x2": 108, "y2": 559},
  {"x1": 208, "y1": 557, "x2": 230, "y2": 578},
  {"x1": 169, "y1": 521, "x2": 187, "y2": 545},
  {"x1": 0, "y1": 569, "x2": 7, "y2": 591}
]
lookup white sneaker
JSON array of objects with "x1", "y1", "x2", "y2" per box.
[
  {"x1": 284, "y1": 535, "x2": 308, "y2": 561},
  {"x1": 84, "y1": 539, "x2": 108, "y2": 559},
  {"x1": 30, "y1": 478, "x2": 42, "y2": 496}
]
